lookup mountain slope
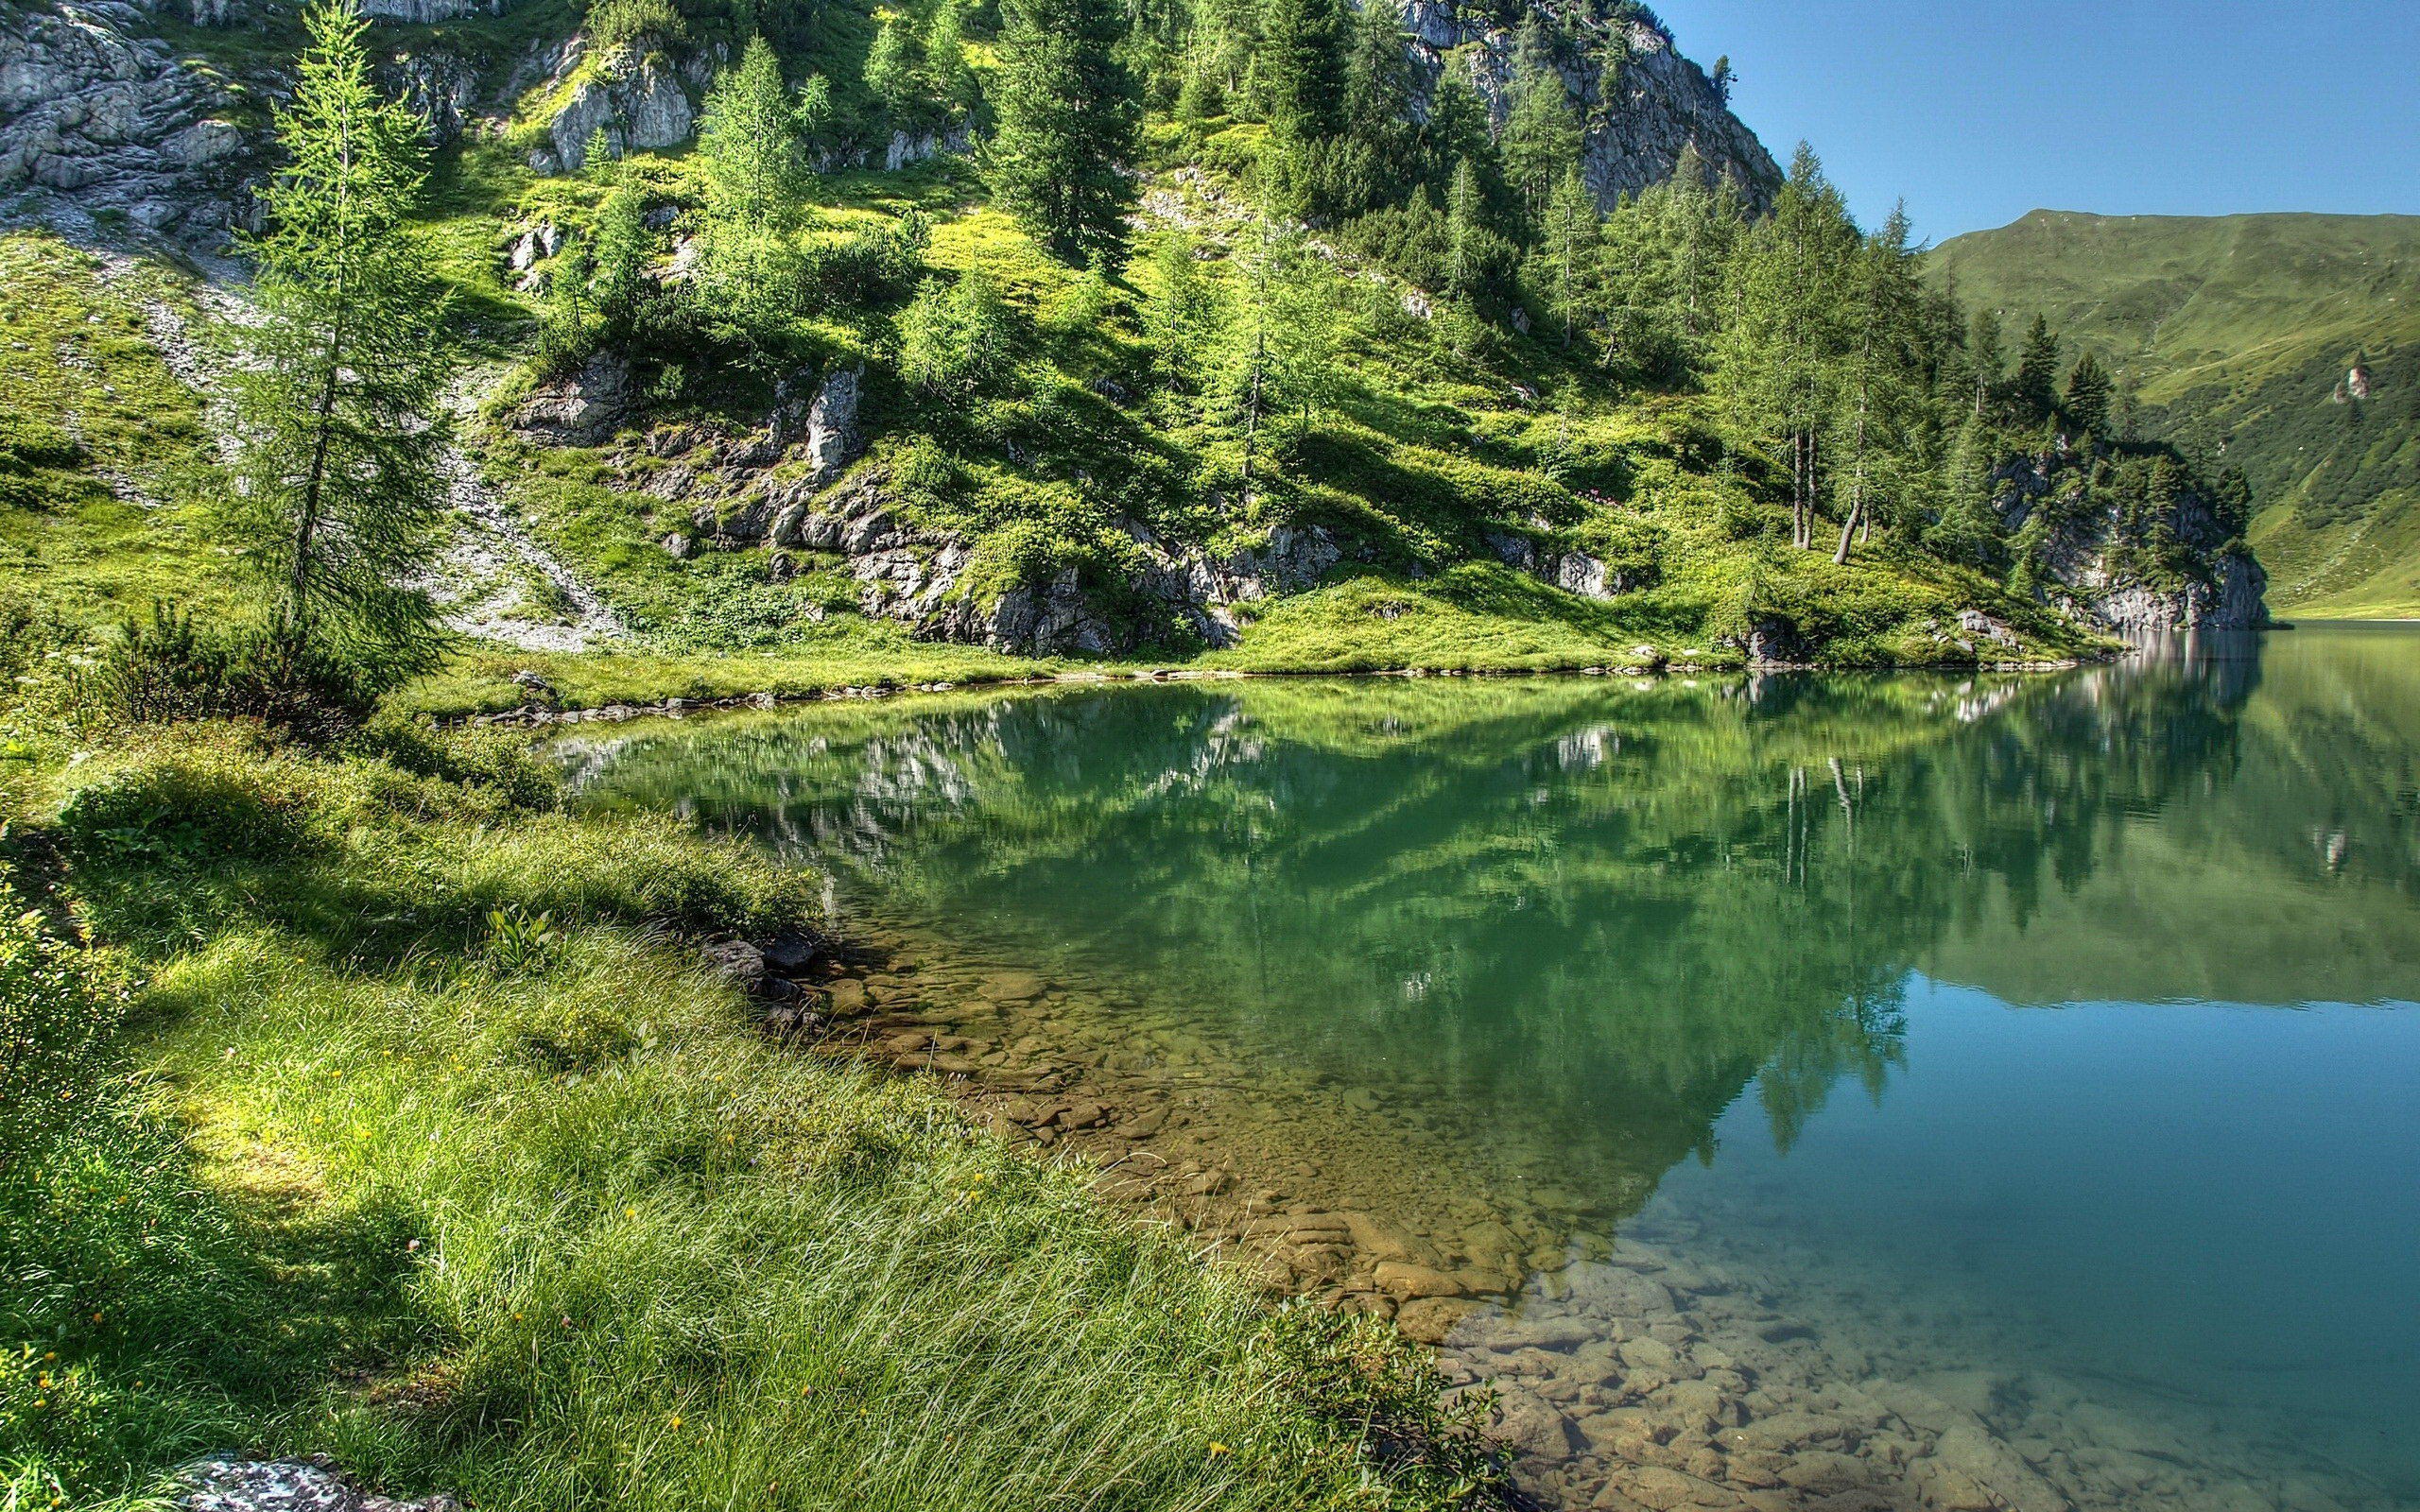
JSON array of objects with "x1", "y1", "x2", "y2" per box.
[
  {"x1": 1, "y1": 0, "x2": 2267, "y2": 711},
  {"x1": 1932, "y1": 210, "x2": 2420, "y2": 616}
]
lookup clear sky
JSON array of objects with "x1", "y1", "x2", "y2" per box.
[{"x1": 1651, "y1": 0, "x2": 2420, "y2": 245}]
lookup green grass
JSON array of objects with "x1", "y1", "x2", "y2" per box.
[
  {"x1": 1930, "y1": 210, "x2": 2420, "y2": 614},
  {"x1": 2, "y1": 722, "x2": 1497, "y2": 1511},
  {"x1": 0, "y1": 235, "x2": 238, "y2": 628}
]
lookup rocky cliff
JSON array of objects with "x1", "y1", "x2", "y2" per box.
[
  {"x1": 1996, "y1": 453, "x2": 2268, "y2": 634},
  {"x1": 1406, "y1": 0, "x2": 1776, "y2": 210},
  {"x1": 0, "y1": 0, "x2": 251, "y2": 238}
]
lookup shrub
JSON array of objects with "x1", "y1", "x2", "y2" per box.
[
  {"x1": 76, "y1": 604, "x2": 406, "y2": 744},
  {"x1": 585, "y1": 0, "x2": 687, "y2": 55}
]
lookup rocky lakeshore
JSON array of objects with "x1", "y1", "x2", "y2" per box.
[{"x1": 720, "y1": 917, "x2": 2403, "y2": 1512}]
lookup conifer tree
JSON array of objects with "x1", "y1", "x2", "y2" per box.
[
  {"x1": 587, "y1": 131, "x2": 648, "y2": 342},
  {"x1": 1500, "y1": 15, "x2": 1581, "y2": 226},
  {"x1": 2064, "y1": 352, "x2": 2113, "y2": 439},
  {"x1": 1540, "y1": 165, "x2": 1598, "y2": 349},
  {"x1": 1138, "y1": 232, "x2": 1222, "y2": 394},
  {"x1": 1926, "y1": 417, "x2": 2004, "y2": 569},
  {"x1": 228, "y1": 0, "x2": 452, "y2": 678},
  {"x1": 1341, "y1": 0, "x2": 1415, "y2": 138},
  {"x1": 925, "y1": 0, "x2": 976, "y2": 118},
  {"x1": 1714, "y1": 143, "x2": 1857, "y2": 549},
  {"x1": 2012, "y1": 313, "x2": 2060, "y2": 418},
  {"x1": 865, "y1": 12, "x2": 924, "y2": 122},
  {"x1": 697, "y1": 35, "x2": 809, "y2": 333},
  {"x1": 1258, "y1": 0, "x2": 1344, "y2": 141},
  {"x1": 1444, "y1": 155, "x2": 1486, "y2": 301},
  {"x1": 986, "y1": 0, "x2": 1139, "y2": 263},
  {"x1": 1967, "y1": 308, "x2": 2003, "y2": 419},
  {"x1": 1832, "y1": 204, "x2": 1924, "y2": 562}
]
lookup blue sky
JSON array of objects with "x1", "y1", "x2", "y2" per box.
[{"x1": 1651, "y1": 0, "x2": 2420, "y2": 245}]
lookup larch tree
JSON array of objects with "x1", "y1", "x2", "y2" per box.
[
  {"x1": 228, "y1": 0, "x2": 453, "y2": 679},
  {"x1": 1715, "y1": 143, "x2": 1857, "y2": 550},
  {"x1": 865, "y1": 11, "x2": 924, "y2": 123},
  {"x1": 697, "y1": 34, "x2": 809, "y2": 335},
  {"x1": 1540, "y1": 165, "x2": 1599, "y2": 350},
  {"x1": 1138, "y1": 232, "x2": 1223, "y2": 397},
  {"x1": 1967, "y1": 307, "x2": 2003, "y2": 419},
  {"x1": 1831, "y1": 204, "x2": 1925, "y2": 562},
  {"x1": 1500, "y1": 13, "x2": 1580, "y2": 225},
  {"x1": 985, "y1": 0, "x2": 1139, "y2": 263}
]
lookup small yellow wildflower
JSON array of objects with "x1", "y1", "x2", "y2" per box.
[{"x1": 668, "y1": 1415, "x2": 683, "y2": 1430}]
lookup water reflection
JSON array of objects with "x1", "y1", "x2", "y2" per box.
[{"x1": 564, "y1": 627, "x2": 2420, "y2": 1510}]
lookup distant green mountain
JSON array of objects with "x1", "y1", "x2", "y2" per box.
[{"x1": 1932, "y1": 211, "x2": 2420, "y2": 617}]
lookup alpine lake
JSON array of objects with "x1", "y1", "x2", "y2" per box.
[{"x1": 560, "y1": 625, "x2": 2420, "y2": 1512}]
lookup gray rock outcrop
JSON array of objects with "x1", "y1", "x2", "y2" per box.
[
  {"x1": 0, "y1": 0, "x2": 250, "y2": 238},
  {"x1": 508, "y1": 352, "x2": 632, "y2": 446},
  {"x1": 528, "y1": 38, "x2": 707, "y2": 173},
  {"x1": 1996, "y1": 455, "x2": 2268, "y2": 634},
  {"x1": 1407, "y1": 1, "x2": 1777, "y2": 211},
  {"x1": 378, "y1": 47, "x2": 481, "y2": 145},
  {"x1": 180, "y1": 1457, "x2": 457, "y2": 1512}
]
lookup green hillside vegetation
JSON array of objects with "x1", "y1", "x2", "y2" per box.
[{"x1": 1932, "y1": 210, "x2": 2420, "y2": 616}]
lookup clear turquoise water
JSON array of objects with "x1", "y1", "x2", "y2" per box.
[{"x1": 566, "y1": 627, "x2": 2420, "y2": 1509}]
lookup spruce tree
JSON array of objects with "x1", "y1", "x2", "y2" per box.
[
  {"x1": 1341, "y1": 0, "x2": 1415, "y2": 139},
  {"x1": 2012, "y1": 314, "x2": 2060, "y2": 419},
  {"x1": 986, "y1": 0, "x2": 1139, "y2": 263},
  {"x1": 2064, "y1": 352, "x2": 2113, "y2": 439},
  {"x1": 228, "y1": 0, "x2": 452, "y2": 679},
  {"x1": 1258, "y1": 0, "x2": 1343, "y2": 142}
]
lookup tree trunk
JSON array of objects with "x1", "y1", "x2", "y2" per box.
[{"x1": 1239, "y1": 328, "x2": 1266, "y2": 508}]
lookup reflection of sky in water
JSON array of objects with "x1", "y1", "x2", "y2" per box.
[{"x1": 1650, "y1": 976, "x2": 2420, "y2": 1498}]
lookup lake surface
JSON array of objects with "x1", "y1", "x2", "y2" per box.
[{"x1": 564, "y1": 626, "x2": 2420, "y2": 1512}]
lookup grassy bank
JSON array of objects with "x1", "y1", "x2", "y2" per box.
[{"x1": 1, "y1": 721, "x2": 1495, "y2": 1511}]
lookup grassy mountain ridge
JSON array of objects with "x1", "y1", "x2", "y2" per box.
[{"x1": 1931, "y1": 209, "x2": 2420, "y2": 616}]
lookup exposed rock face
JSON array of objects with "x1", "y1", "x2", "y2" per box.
[
  {"x1": 802, "y1": 364, "x2": 862, "y2": 485},
  {"x1": 357, "y1": 0, "x2": 513, "y2": 21},
  {"x1": 0, "y1": 0, "x2": 250, "y2": 238},
  {"x1": 507, "y1": 352, "x2": 632, "y2": 446},
  {"x1": 1484, "y1": 527, "x2": 1629, "y2": 600},
  {"x1": 179, "y1": 1457, "x2": 457, "y2": 1512},
  {"x1": 1405, "y1": 0, "x2": 1777, "y2": 211},
  {"x1": 881, "y1": 122, "x2": 972, "y2": 172},
  {"x1": 528, "y1": 39, "x2": 708, "y2": 173},
  {"x1": 1996, "y1": 455, "x2": 2268, "y2": 634},
  {"x1": 378, "y1": 47, "x2": 481, "y2": 145}
]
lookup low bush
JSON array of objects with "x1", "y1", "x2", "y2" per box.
[{"x1": 76, "y1": 605, "x2": 401, "y2": 744}]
